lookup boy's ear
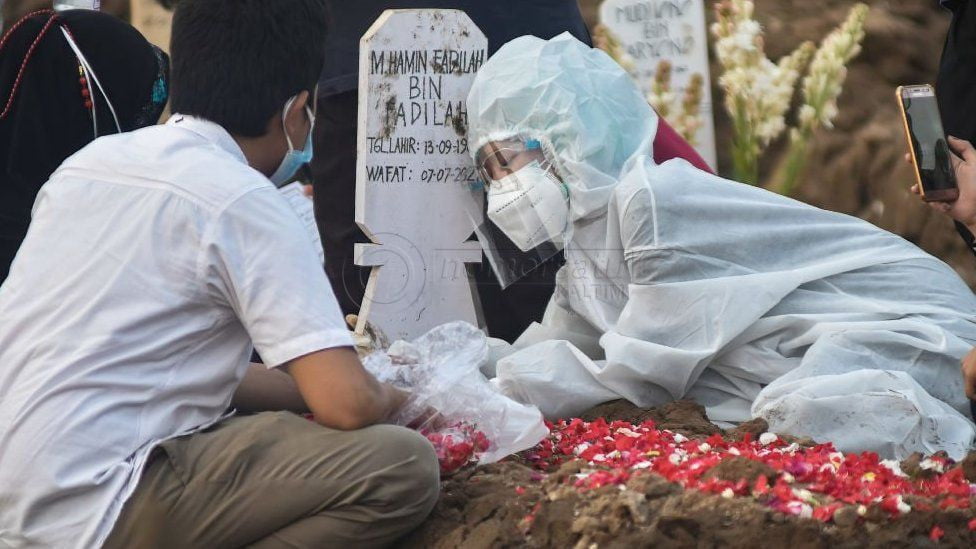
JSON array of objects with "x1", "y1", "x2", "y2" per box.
[
  {"x1": 279, "y1": 90, "x2": 313, "y2": 144},
  {"x1": 284, "y1": 90, "x2": 311, "y2": 124}
]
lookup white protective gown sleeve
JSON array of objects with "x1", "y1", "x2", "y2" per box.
[{"x1": 468, "y1": 34, "x2": 976, "y2": 459}]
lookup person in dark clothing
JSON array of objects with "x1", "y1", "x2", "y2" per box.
[
  {"x1": 0, "y1": 8, "x2": 169, "y2": 284},
  {"x1": 937, "y1": 0, "x2": 975, "y2": 147},
  {"x1": 313, "y1": 1, "x2": 593, "y2": 343},
  {"x1": 932, "y1": 0, "x2": 976, "y2": 415},
  {"x1": 933, "y1": 0, "x2": 976, "y2": 258}
]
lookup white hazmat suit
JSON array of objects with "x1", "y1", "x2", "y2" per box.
[{"x1": 468, "y1": 34, "x2": 976, "y2": 460}]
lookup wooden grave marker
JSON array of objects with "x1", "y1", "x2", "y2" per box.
[{"x1": 355, "y1": 9, "x2": 487, "y2": 341}]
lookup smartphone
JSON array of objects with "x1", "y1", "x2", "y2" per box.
[{"x1": 897, "y1": 85, "x2": 959, "y2": 202}]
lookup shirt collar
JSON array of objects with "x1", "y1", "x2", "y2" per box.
[{"x1": 167, "y1": 114, "x2": 248, "y2": 164}]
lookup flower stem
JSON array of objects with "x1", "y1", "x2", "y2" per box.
[
  {"x1": 731, "y1": 98, "x2": 760, "y2": 185},
  {"x1": 778, "y1": 129, "x2": 812, "y2": 196}
]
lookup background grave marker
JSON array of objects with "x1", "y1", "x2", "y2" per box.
[{"x1": 600, "y1": 0, "x2": 717, "y2": 169}]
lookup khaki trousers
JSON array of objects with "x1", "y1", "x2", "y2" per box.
[{"x1": 104, "y1": 412, "x2": 440, "y2": 549}]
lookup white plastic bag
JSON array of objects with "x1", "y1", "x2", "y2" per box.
[{"x1": 363, "y1": 322, "x2": 548, "y2": 464}]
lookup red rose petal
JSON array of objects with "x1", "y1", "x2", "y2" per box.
[{"x1": 524, "y1": 416, "x2": 976, "y2": 525}]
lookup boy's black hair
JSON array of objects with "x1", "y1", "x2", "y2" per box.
[{"x1": 169, "y1": 0, "x2": 328, "y2": 137}]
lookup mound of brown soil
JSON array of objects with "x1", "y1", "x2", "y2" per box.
[{"x1": 403, "y1": 401, "x2": 976, "y2": 548}]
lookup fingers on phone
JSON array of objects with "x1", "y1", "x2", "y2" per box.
[
  {"x1": 948, "y1": 136, "x2": 976, "y2": 163},
  {"x1": 910, "y1": 184, "x2": 920, "y2": 195},
  {"x1": 951, "y1": 153, "x2": 965, "y2": 170}
]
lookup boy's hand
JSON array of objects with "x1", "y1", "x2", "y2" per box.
[
  {"x1": 963, "y1": 348, "x2": 976, "y2": 402},
  {"x1": 909, "y1": 137, "x2": 976, "y2": 235}
]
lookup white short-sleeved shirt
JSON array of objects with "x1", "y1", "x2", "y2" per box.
[{"x1": 0, "y1": 116, "x2": 353, "y2": 548}]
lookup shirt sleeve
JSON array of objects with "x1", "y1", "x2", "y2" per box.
[{"x1": 201, "y1": 186, "x2": 354, "y2": 367}]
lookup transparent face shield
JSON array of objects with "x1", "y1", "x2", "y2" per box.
[{"x1": 469, "y1": 139, "x2": 570, "y2": 289}]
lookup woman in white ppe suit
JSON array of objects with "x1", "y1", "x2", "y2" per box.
[{"x1": 469, "y1": 33, "x2": 976, "y2": 460}]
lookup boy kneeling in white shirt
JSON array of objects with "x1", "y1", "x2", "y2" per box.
[{"x1": 0, "y1": 1, "x2": 438, "y2": 547}]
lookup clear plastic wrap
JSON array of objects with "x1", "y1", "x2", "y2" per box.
[{"x1": 363, "y1": 322, "x2": 548, "y2": 470}]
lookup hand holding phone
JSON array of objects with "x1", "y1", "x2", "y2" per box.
[
  {"x1": 897, "y1": 85, "x2": 959, "y2": 203},
  {"x1": 911, "y1": 137, "x2": 976, "y2": 233}
]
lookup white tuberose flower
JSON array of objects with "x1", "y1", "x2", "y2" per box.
[{"x1": 799, "y1": 4, "x2": 868, "y2": 131}]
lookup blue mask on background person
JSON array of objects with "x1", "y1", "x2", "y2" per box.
[{"x1": 270, "y1": 96, "x2": 315, "y2": 186}]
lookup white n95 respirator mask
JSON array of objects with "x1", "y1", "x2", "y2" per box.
[{"x1": 487, "y1": 161, "x2": 569, "y2": 252}]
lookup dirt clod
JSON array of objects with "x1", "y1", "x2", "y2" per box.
[
  {"x1": 704, "y1": 456, "x2": 778, "y2": 484},
  {"x1": 580, "y1": 399, "x2": 721, "y2": 438},
  {"x1": 958, "y1": 452, "x2": 976, "y2": 483},
  {"x1": 729, "y1": 417, "x2": 770, "y2": 441},
  {"x1": 900, "y1": 453, "x2": 940, "y2": 480}
]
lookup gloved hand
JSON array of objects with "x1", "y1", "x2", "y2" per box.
[{"x1": 346, "y1": 314, "x2": 389, "y2": 356}]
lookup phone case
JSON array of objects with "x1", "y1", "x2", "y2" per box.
[{"x1": 896, "y1": 84, "x2": 959, "y2": 203}]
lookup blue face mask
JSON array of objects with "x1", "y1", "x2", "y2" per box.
[{"x1": 270, "y1": 96, "x2": 315, "y2": 186}]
